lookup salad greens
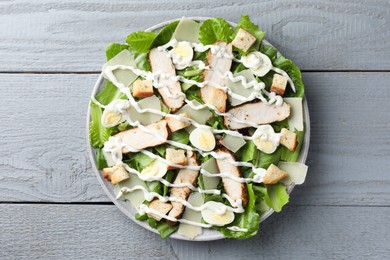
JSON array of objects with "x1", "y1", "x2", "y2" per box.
[{"x1": 90, "y1": 15, "x2": 306, "y2": 240}]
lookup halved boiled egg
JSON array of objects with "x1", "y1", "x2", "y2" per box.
[
  {"x1": 241, "y1": 51, "x2": 272, "y2": 77},
  {"x1": 189, "y1": 127, "x2": 216, "y2": 151},
  {"x1": 101, "y1": 99, "x2": 130, "y2": 128},
  {"x1": 253, "y1": 125, "x2": 280, "y2": 154},
  {"x1": 139, "y1": 160, "x2": 168, "y2": 181},
  {"x1": 171, "y1": 41, "x2": 194, "y2": 70},
  {"x1": 201, "y1": 201, "x2": 235, "y2": 226}
]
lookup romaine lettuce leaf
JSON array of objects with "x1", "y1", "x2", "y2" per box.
[
  {"x1": 235, "y1": 15, "x2": 266, "y2": 52},
  {"x1": 96, "y1": 148, "x2": 108, "y2": 170},
  {"x1": 199, "y1": 18, "x2": 234, "y2": 45},
  {"x1": 126, "y1": 31, "x2": 157, "y2": 53},
  {"x1": 105, "y1": 43, "x2": 129, "y2": 61},
  {"x1": 89, "y1": 102, "x2": 113, "y2": 148},
  {"x1": 152, "y1": 20, "x2": 179, "y2": 47},
  {"x1": 170, "y1": 129, "x2": 190, "y2": 144},
  {"x1": 273, "y1": 55, "x2": 304, "y2": 97},
  {"x1": 95, "y1": 81, "x2": 127, "y2": 106},
  {"x1": 264, "y1": 183, "x2": 290, "y2": 212},
  {"x1": 217, "y1": 183, "x2": 260, "y2": 239}
]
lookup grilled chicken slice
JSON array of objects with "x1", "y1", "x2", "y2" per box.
[
  {"x1": 201, "y1": 42, "x2": 233, "y2": 112},
  {"x1": 114, "y1": 120, "x2": 168, "y2": 153},
  {"x1": 149, "y1": 48, "x2": 184, "y2": 112},
  {"x1": 224, "y1": 101, "x2": 291, "y2": 130},
  {"x1": 215, "y1": 149, "x2": 248, "y2": 208},
  {"x1": 167, "y1": 151, "x2": 199, "y2": 225}
]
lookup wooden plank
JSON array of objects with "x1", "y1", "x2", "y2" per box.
[
  {"x1": 0, "y1": 204, "x2": 389, "y2": 259},
  {"x1": 0, "y1": 0, "x2": 389, "y2": 71},
  {"x1": 0, "y1": 72, "x2": 389, "y2": 205}
]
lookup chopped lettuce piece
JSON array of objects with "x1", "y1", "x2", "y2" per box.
[
  {"x1": 264, "y1": 183, "x2": 290, "y2": 212},
  {"x1": 152, "y1": 20, "x2": 180, "y2": 47},
  {"x1": 89, "y1": 102, "x2": 113, "y2": 148},
  {"x1": 199, "y1": 17, "x2": 234, "y2": 45},
  {"x1": 126, "y1": 31, "x2": 157, "y2": 53},
  {"x1": 217, "y1": 184, "x2": 260, "y2": 239},
  {"x1": 105, "y1": 43, "x2": 129, "y2": 61},
  {"x1": 95, "y1": 81, "x2": 127, "y2": 106}
]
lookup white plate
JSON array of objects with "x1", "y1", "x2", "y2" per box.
[{"x1": 86, "y1": 17, "x2": 310, "y2": 241}]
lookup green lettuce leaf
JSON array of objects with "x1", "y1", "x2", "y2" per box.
[
  {"x1": 96, "y1": 148, "x2": 108, "y2": 170},
  {"x1": 235, "y1": 15, "x2": 266, "y2": 52},
  {"x1": 95, "y1": 81, "x2": 127, "y2": 106},
  {"x1": 264, "y1": 183, "x2": 290, "y2": 212},
  {"x1": 126, "y1": 31, "x2": 157, "y2": 53},
  {"x1": 170, "y1": 130, "x2": 190, "y2": 144},
  {"x1": 217, "y1": 183, "x2": 260, "y2": 239},
  {"x1": 199, "y1": 18, "x2": 234, "y2": 45},
  {"x1": 133, "y1": 52, "x2": 151, "y2": 71},
  {"x1": 260, "y1": 43, "x2": 277, "y2": 62},
  {"x1": 152, "y1": 21, "x2": 179, "y2": 47},
  {"x1": 89, "y1": 102, "x2": 113, "y2": 148},
  {"x1": 156, "y1": 221, "x2": 179, "y2": 239},
  {"x1": 105, "y1": 43, "x2": 129, "y2": 61},
  {"x1": 253, "y1": 148, "x2": 282, "y2": 169},
  {"x1": 273, "y1": 55, "x2": 304, "y2": 97}
]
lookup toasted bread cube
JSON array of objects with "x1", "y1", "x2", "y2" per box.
[
  {"x1": 103, "y1": 163, "x2": 129, "y2": 184},
  {"x1": 147, "y1": 200, "x2": 173, "y2": 221},
  {"x1": 263, "y1": 164, "x2": 288, "y2": 184},
  {"x1": 270, "y1": 74, "x2": 288, "y2": 95},
  {"x1": 166, "y1": 148, "x2": 187, "y2": 169},
  {"x1": 132, "y1": 79, "x2": 154, "y2": 98},
  {"x1": 166, "y1": 113, "x2": 191, "y2": 132},
  {"x1": 231, "y1": 28, "x2": 257, "y2": 52},
  {"x1": 280, "y1": 128, "x2": 298, "y2": 151}
]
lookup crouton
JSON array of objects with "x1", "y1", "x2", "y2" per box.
[
  {"x1": 166, "y1": 148, "x2": 187, "y2": 170},
  {"x1": 263, "y1": 164, "x2": 288, "y2": 184},
  {"x1": 103, "y1": 163, "x2": 129, "y2": 184},
  {"x1": 280, "y1": 128, "x2": 298, "y2": 151},
  {"x1": 270, "y1": 74, "x2": 288, "y2": 95},
  {"x1": 132, "y1": 79, "x2": 154, "y2": 98},
  {"x1": 166, "y1": 113, "x2": 191, "y2": 132},
  {"x1": 147, "y1": 200, "x2": 173, "y2": 221},
  {"x1": 231, "y1": 28, "x2": 257, "y2": 52}
]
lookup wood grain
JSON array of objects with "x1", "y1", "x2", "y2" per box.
[
  {"x1": 0, "y1": 72, "x2": 389, "y2": 205},
  {"x1": 0, "y1": 204, "x2": 389, "y2": 259},
  {"x1": 0, "y1": 0, "x2": 389, "y2": 72}
]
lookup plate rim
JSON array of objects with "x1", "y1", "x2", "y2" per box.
[{"x1": 86, "y1": 17, "x2": 311, "y2": 241}]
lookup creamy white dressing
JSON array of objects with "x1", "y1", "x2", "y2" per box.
[
  {"x1": 96, "y1": 35, "x2": 296, "y2": 232},
  {"x1": 227, "y1": 226, "x2": 249, "y2": 232}
]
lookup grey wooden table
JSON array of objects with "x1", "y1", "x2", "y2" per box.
[{"x1": 1, "y1": 1, "x2": 389, "y2": 259}]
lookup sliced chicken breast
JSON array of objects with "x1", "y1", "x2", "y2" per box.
[
  {"x1": 149, "y1": 48, "x2": 184, "y2": 112},
  {"x1": 201, "y1": 42, "x2": 233, "y2": 112},
  {"x1": 167, "y1": 151, "x2": 199, "y2": 225},
  {"x1": 224, "y1": 101, "x2": 290, "y2": 130},
  {"x1": 115, "y1": 120, "x2": 168, "y2": 153},
  {"x1": 215, "y1": 149, "x2": 248, "y2": 208}
]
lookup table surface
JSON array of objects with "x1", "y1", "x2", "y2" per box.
[{"x1": 1, "y1": 1, "x2": 389, "y2": 259}]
